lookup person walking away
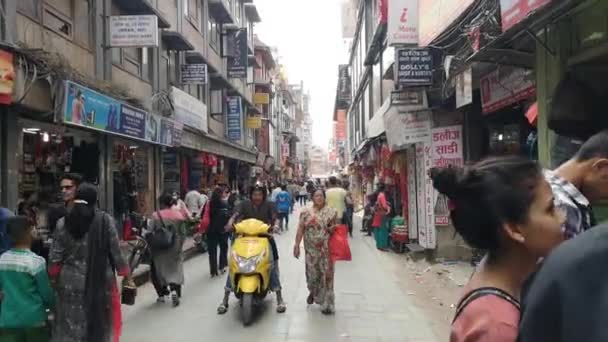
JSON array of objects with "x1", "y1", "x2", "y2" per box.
[
  {"x1": 342, "y1": 180, "x2": 354, "y2": 237},
  {"x1": 275, "y1": 185, "x2": 292, "y2": 232},
  {"x1": 0, "y1": 216, "x2": 54, "y2": 342},
  {"x1": 429, "y1": 157, "x2": 564, "y2": 342},
  {"x1": 206, "y1": 187, "x2": 230, "y2": 277},
  {"x1": 287, "y1": 182, "x2": 298, "y2": 212},
  {"x1": 326, "y1": 177, "x2": 347, "y2": 234},
  {"x1": 544, "y1": 130, "x2": 608, "y2": 239},
  {"x1": 362, "y1": 194, "x2": 377, "y2": 236},
  {"x1": 270, "y1": 183, "x2": 282, "y2": 202},
  {"x1": 371, "y1": 184, "x2": 390, "y2": 250},
  {"x1": 299, "y1": 183, "x2": 308, "y2": 206},
  {"x1": 218, "y1": 184, "x2": 286, "y2": 314},
  {"x1": 149, "y1": 193, "x2": 187, "y2": 307},
  {"x1": 293, "y1": 189, "x2": 338, "y2": 315},
  {"x1": 49, "y1": 183, "x2": 130, "y2": 342}
]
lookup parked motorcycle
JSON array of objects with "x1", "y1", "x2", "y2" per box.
[{"x1": 228, "y1": 218, "x2": 272, "y2": 326}]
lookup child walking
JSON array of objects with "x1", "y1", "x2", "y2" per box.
[{"x1": 0, "y1": 216, "x2": 55, "y2": 342}]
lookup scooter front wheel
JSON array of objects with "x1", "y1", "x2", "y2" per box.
[{"x1": 241, "y1": 293, "x2": 254, "y2": 326}]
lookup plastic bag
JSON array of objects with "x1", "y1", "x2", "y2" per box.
[
  {"x1": 198, "y1": 202, "x2": 211, "y2": 234},
  {"x1": 330, "y1": 224, "x2": 352, "y2": 262}
]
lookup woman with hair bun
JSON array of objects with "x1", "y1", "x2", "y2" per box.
[{"x1": 430, "y1": 156, "x2": 565, "y2": 342}]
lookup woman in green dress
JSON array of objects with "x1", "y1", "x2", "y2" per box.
[{"x1": 293, "y1": 189, "x2": 338, "y2": 315}]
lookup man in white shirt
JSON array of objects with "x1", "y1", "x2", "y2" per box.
[
  {"x1": 270, "y1": 184, "x2": 282, "y2": 202},
  {"x1": 184, "y1": 188, "x2": 208, "y2": 218}
]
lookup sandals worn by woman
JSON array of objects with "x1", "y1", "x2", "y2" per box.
[{"x1": 217, "y1": 303, "x2": 229, "y2": 314}]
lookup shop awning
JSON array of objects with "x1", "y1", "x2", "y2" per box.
[
  {"x1": 162, "y1": 31, "x2": 194, "y2": 51},
  {"x1": 185, "y1": 51, "x2": 207, "y2": 64},
  {"x1": 208, "y1": 0, "x2": 235, "y2": 24},
  {"x1": 180, "y1": 129, "x2": 257, "y2": 164}
]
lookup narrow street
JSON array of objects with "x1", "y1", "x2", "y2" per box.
[{"x1": 122, "y1": 206, "x2": 442, "y2": 342}]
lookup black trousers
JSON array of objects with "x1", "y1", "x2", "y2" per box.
[
  {"x1": 150, "y1": 261, "x2": 181, "y2": 297},
  {"x1": 207, "y1": 232, "x2": 229, "y2": 276}
]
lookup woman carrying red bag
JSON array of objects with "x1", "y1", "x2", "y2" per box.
[{"x1": 293, "y1": 188, "x2": 339, "y2": 315}]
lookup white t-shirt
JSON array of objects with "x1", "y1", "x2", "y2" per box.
[{"x1": 184, "y1": 190, "x2": 206, "y2": 216}]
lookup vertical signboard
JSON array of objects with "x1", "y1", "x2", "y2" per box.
[
  {"x1": 415, "y1": 143, "x2": 428, "y2": 247},
  {"x1": 500, "y1": 0, "x2": 552, "y2": 32},
  {"x1": 228, "y1": 28, "x2": 248, "y2": 79},
  {"x1": 406, "y1": 146, "x2": 418, "y2": 240},
  {"x1": 337, "y1": 65, "x2": 352, "y2": 102},
  {"x1": 431, "y1": 125, "x2": 463, "y2": 226},
  {"x1": 423, "y1": 140, "x2": 436, "y2": 248},
  {"x1": 388, "y1": 0, "x2": 419, "y2": 46},
  {"x1": 226, "y1": 96, "x2": 242, "y2": 141},
  {"x1": 456, "y1": 69, "x2": 473, "y2": 108},
  {"x1": 395, "y1": 49, "x2": 433, "y2": 87}
]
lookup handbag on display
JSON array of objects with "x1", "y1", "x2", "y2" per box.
[
  {"x1": 146, "y1": 211, "x2": 175, "y2": 250},
  {"x1": 121, "y1": 279, "x2": 137, "y2": 306}
]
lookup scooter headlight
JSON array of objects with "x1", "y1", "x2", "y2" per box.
[{"x1": 234, "y1": 250, "x2": 266, "y2": 274}]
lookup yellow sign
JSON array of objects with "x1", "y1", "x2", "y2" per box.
[
  {"x1": 253, "y1": 92, "x2": 270, "y2": 105},
  {"x1": 246, "y1": 116, "x2": 262, "y2": 129}
]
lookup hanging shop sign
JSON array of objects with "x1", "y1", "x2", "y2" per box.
[
  {"x1": 180, "y1": 64, "x2": 208, "y2": 84},
  {"x1": 419, "y1": 0, "x2": 475, "y2": 47},
  {"x1": 337, "y1": 65, "x2": 351, "y2": 103},
  {"x1": 253, "y1": 92, "x2": 270, "y2": 105},
  {"x1": 385, "y1": 109, "x2": 432, "y2": 151},
  {"x1": 390, "y1": 89, "x2": 426, "y2": 106},
  {"x1": 228, "y1": 28, "x2": 248, "y2": 79},
  {"x1": 388, "y1": 0, "x2": 419, "y2": 46},
  {"x1": 431, "y1": 125, "x2": 463, "y2": 226},
  {"x1": 171, "y1": 86, "x2": 208, "y2": 133},
  {"x1": 246, "y1": 115, "x2": 262, "y2": 129},
  {"x1": 500, "y1": 0, "x2": 553, "y2": 32},
  {"x1": 335, "y1": 110, "x2": 347, "y2": 141},
  {"x1": 63, "y1": 81, "x2": 175, "y2": 145},
  {"x1": 0, "y1": 50, "x2": 14, "y2": 105},
  {"x1": 395, "y1": 49, "x2": 433, "y2": 87},
  {"x1": 226, "y1": 96, "x2": 243, "y2": 141},
  {"x1": 480, "y1": 67, "x2": 536, "y2": 114},
  {"x1": 456, "y1": 68, "x2": 473, "y2": 108},
  {"x1": 109, "y1": 15, "x2": 159, "y2": 47}
]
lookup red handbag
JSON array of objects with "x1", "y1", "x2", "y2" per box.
[{"x1": 329, "y1": 224, "x2": 352, "y2": 262}]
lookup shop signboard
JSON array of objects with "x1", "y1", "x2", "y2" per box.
[
  {"x1": 480, "y1": 67, "x2": 535, "y2": 114},
  {"x1": 253, "y1": 92, "x2": 270, "y2": 105},
  {"x1": 337, "y1": 65, "x2": 351, "y2": 103},
  {"x1": 109, "y1": 15, "x2": 159, "y2": 47},
  {"x1": 395, "y1": 49, "x2": 433, "y2": 87},
  {"x1": 228, "y1": 28, "x2": 248, "y2": 79},
  {"x1": 415, "y1": 143, "x2": 428, "y2": 248},
  {"x1": 415, "y1": 140, "x2": 436, "y2": 249},
  {"x1": 226, "y1": 96, "x2": 243, "y2": 141},
  {"x1": 500, "y1": 0, "x2": 552, "y2": 32},
  {"x1": 246, "y1": 115, "x2": 262, "y2": 129},
  {"x1": 0, "y1": 50, "x2": 14, "y2": 105},
  {"x1": 180, "y1": 64, "x2": 208, "y2": 84},
  {"x1": 160, "y1": 117, "x2": 183, "y2": 147},
  {"x1": 171, "y1": 86, "x2": 208, "y2": 133},
  {"x1": 431, "y1": 125, "x2": 463, "y2": 226},
  {"x1": 385, "y1": 109, "x2": 431, "y2": 151},
  {"x1": 419, "y1": 0, "x2": 475, "y2": 47},
  {"x1": 335, "y1": 109, "x2": 347, "y2": 141},
  {"x1": 388, "y1": 0, "x2": 419, "y2": 46},
  {"x1": 63, "y1": 81, "x2": 161, "y2": 144}
]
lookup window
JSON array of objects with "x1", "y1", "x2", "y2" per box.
[
  {"x1": 43, "y1": 5, "x2": 72, "y2": 39},
  {"x1": 113, "y1": 48, "x2": 153, "y2": 82},
  {"x1": 73, "y1": 0, "x2": 91, "y2": 47},
  {"x1": 185, "y1": 0, "x2": 201, "y2": 28},
  {"x1": 18, "y1": 0, "x2": 40, "y2": 19},
  {"x1": 234, "y1": 1, "x2": 241, "y2": 25},
  {"x1": 208, "y1": 16, "x2": 220, "y2": 51}
]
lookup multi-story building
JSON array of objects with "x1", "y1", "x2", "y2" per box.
[
  {"x1": 309, "y1": 145, "x2": 329, "y2": 178},
  {"x1": 253, "y1": 35, "x2": 276, "y2": 177},
  {"x1": 0, "y1": 0, "x2": 266, "y2": 220}
]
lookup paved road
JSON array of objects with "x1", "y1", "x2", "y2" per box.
[{"x1": 122, "y1": 205, "x2": 438, "y2": 342}]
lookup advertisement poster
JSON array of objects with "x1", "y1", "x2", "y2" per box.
[
  {"x1": 388, "y1": 0, "x2": 419, "y2": 46},
  {"x1": 0, "y1": 50, "x2": 14, "y2": 105},
  {"x1": 431, "y1": 125, "x2": 463, "y2": 226},
  {"x1": 228, "y1": 28, "x2": 248, "y2": 79},
  {"x1": 226, "y1": 96, "x2": 242, "y2": 141},
  {"x1": 480, "y1": 67, "x2": 535, "y2": 114},
  {"x1": 145, "y1": 114, "x2": 160, "y2": 143}
]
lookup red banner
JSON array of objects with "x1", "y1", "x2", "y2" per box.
[
  {"x1": 500, "y1": 0, "x2": 552, "y2": 32},
  {"x1": 335, "y1": 109, "x2": 347, "y2": 141}
]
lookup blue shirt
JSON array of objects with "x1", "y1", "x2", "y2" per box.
[{"x1": 275, "y1": 191, "x2": 291, "y2": 213}]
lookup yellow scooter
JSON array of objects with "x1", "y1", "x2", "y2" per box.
[{"x1": 228, "y1": 218, "x2": 272, "y2": 326}]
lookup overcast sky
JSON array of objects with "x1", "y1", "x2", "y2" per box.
[{"x1": 254, "y1": 0, "x2": 348, "y2": 149}]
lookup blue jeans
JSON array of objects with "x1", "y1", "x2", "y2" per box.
[{"x1": 224, "y1": 249, "x2": 282, "y2": 292}]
